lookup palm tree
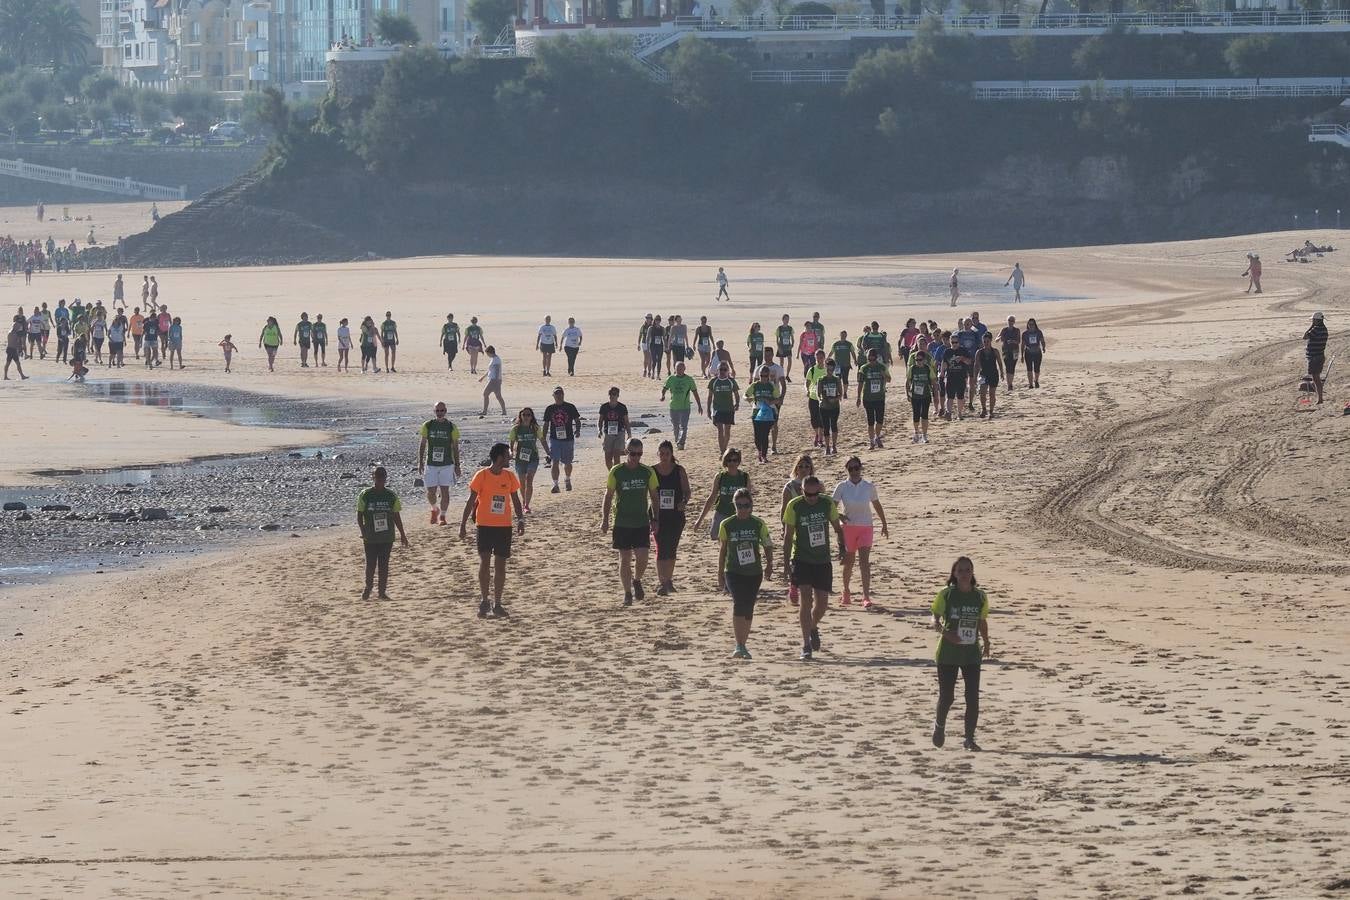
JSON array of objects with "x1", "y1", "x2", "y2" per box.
[
  {"x1": 38, "y1": 1, "x2": 92, "y2": 70},
  {"x1": 0, "y1": 0, "x2": 44, "y2": 66}
]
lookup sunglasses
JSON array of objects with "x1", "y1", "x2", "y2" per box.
[{"x1": 804, "y1": 491, "x2": 821, "y2": 498}]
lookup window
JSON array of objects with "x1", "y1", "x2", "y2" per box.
[
  {"x1": 190, "y1": 49, "x2": 200, "y2": 70},
  {"x1": 441, "y1": 7, "x2": 448, "y2": 29},
  {"x1": 190, "y1": 21, "x2": 201, "y2": 40},
  {"x1": 233, "y1": 49, "x2": 244, "y2": 68},
  {"x1": 124, "y1": 43, "x2": 132, "y2": 57},
  {"x1": 234, "y1": 20, "x2": 243, "y2": 39}
]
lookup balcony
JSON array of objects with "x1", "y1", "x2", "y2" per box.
[
  {"x1": 248, "y1": 64, "x2": 268, "y2": 80},
  {"x1": 244, "y1": 34, "x2": 267, "y2": 50},
  {"x1": 243, "y1": 3, "x2": 269, "y2": 21}
]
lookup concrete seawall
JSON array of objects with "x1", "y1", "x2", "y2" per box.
[{"x1": 0, "y1": 144, "x2": 267, "y2": 204}]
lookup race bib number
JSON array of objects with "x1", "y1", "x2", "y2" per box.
[
  {"x1": 606, "y1": 421, "x2": 619, "y2": 435},
  {"x1": 372, "y1": 513, "x2": 389, "y2": 533},
  {"x1": 808, "y1": 523, "x2": 827, "y2": 548},
  {"x1": 869, "y1": 381, "x2": 881, "y2": 395},
  {"x1": 659, "y1": 490, "x2": 675, "y2": 510},
  {"x1": 1027, "y1": 335, "x2": 1039, "y2": 346},
  {"x1": 823, "y1": 383, "x2": 837, "y2": 398},
  {"x1": 431, "y1": 447, "x2": 446, "y2": 463},
  {"x1": 553, "y1": 425, "x2": 568, "y2": 440},
  {"x1": 518, "y1": 446, "x2": 533, "y2": 462},
  {"x1": 956, "y1": 618, "x2": 978, "y2": 646},
  {"x1": 490, "y1": 495, "x2": 507, "y2": 516},
  {"x1": 736, "y1": 543, "x2": 756, "y2": 566}
]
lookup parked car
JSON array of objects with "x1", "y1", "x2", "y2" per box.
[{"x1": 209, "y1": 120, "x2": 244, "y2": 139}]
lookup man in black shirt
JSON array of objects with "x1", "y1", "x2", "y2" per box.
[
  {"x1": 1305, "y1": 311, "x2": 1329, "y2": 405},
  {"x1": 543, "y1": 386, "x2": 583, "y2": 493}
]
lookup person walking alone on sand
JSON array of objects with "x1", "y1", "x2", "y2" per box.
[
  {"x1": 479, "y1": 345, "x2": 506, "y2": 418},
  {"x1": 460, "y1": 443, "x2": 525, "y2": 619},
  {"x1": 441, "y1": 313, "x2": 460, "y2": 371},
  {"x1": 716, "y1": 266, "x2": 730, "y2": 301},
  {"x1": 1004, "y1": 263, "x2": 1025, "y2": 302},
  {"x1": 259, "y1": 316, "x2": 282, "y2": 372},
  {"x1": 1242, "y1": 253, "x2": 1263, "y2": 294},
  {"x1": 356, "y1": 466, "x2": 410, "y2": 601},
  {"x1": 1304, "y1": 311, "x2": 1329, "y2": 405},
  {"x1": 949, "y1": 268, "x2": 961, "y2": 308},
  {"x1": 930, "y1": 556, "x2": 992, "y2": 752}
]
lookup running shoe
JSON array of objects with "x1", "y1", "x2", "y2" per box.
[
  {"x1": 477, "y1": 599, "x2": 490, "y2": 618},
  {"x1": 932, "y1": 723, "x2": 946, "y2": 748},
  {"x1": 523, "y1": 505, "x2": 531, "y2": 514},
  {"x1": 862, "y1": 596, "x2": 873, "y2": 609},
  {"x1": 565, "y1": 480, "x2": 573, "y2": 491},
  {"x1": 492, "y1": 602, "x2": 508, "y2": 618},
  {"x1": 963, "y1": 738, "x2": 982, "y2": 752},
  {"x1": 667, "y1": 582, "x2": 678, "y2": 593},
  {"x1": 799, "y1": 644, "x2": 812, "y2": 660},
  {"x1": 633, "y1": 581, "x2": 645, "y2": 601},
  {"x1": 361, "y1": 587, "x2": 372, "y2": 600},
  {"x1": 740, "y1": 646, "x2": 753, "y2": 660},
  {"x1": 378, "y1": 593, "x2": 391, "y2": 601},
  {"x1": 732, "y1": 646, "x2": 750, "y2": 659},
  {"x1": 551, "y1": 484, "x2": 561, "y2": 494},
  {"x1": 656, "y1": 584, "x2": 669, "y2": 597},
  {"x1": 839, "y1": 591, "x2": 851, "y2": 607},
  {"x1": 623, "y1": 593, "x2": 633, "y2": 607},
  {"x1": 911, "y1": 433, "x2": 919, "y2": 443},
  {"x1": 810, "y1": 628, "x2": 821, "y2": 651},
  {"x1": 919, "y1": 435, "x2": 929, "y2": 444}
]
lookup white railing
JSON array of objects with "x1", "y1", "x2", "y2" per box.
[
  {"x1": 973, "y1": 77, "x2": 1350, "y2": 100},
  {"x1": 667, "y1": 9, "x2": 1350, "y2": 32},
  {"x1": 751, "y1": 69, "x2": 849, "y2": 84},
  {"x1": 1309, "y1": 123, "x2": 1350, "y2": 146},
  {"x1": 0, "y1": 158, "x2": 187, "y2": 200}
]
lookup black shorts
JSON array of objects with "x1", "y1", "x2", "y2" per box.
[
  {"x1": 713, "y1": 409, "x2": 735, "y2": 426},
  {"x1": 776, "y1": 348, "x2": 791, "y2": 359},
  {"x1": 299, "y1": 339, "x2": 310, "y2": 349},
  {"x1": 791, "y1": 559, "x2": 833, "y2": 593},
  {"x1": 837, "y1": 366, "x2": 850, "y2": 384},
  {"x1": 1309, "y1": 355, "x2": 1326, "y2": 376},
  {"x1": 863, "y1": 400, "x2": 885, "y2": 427},
  {"x1": 820, "y1": 405, "x2": 840, "y2": 433},
  {"x1": 808, "y1": 398, "x2": 821, "y2": 428},
  {"x1": 1024, "y1": 351, "x2": 1043, "y2": 373},
  {"x1": 612, "y1": 525, "x2": 650, "y2": 551},
  {"x1": 946, "y1": 374, "x2": 967, "y2": 399},
  {"x1": 655, "y1": 513, "x2": 685, "y2": 560},
  {"x1": 980, "y1": 370, "x2": 1000, "y2": 388},
  {"x1": 4, "y1": 347, "x2": 18, "y2": 363},
  {"x1": 540, "y1": 344, "x2": 555, "y2": 354},
  {"x1": 476, "y1": 525, "x2": 513, "y2": 558},
  {"x1": 444, "y1": 341, "x2": 457, "y2": 355},
  {"x1": 726, "y1": 570, "x2": 762, "y2": 618}
]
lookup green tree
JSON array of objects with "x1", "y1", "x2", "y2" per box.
[
  {"x1": 81, "y1": 72, "x2": 118, "y2": 102},
  {"x1": 1224, "y1": 34, "x2": 1294, "y2": 76},
  {"x1": 169, "y1": 87, "x2": 222, "y2": 136},
  {"x1": 109, "y1": 87, "x2": 135, "y2": 120},
  {"x1": 135, "y1": 88, "x2": 168, "y2": 129},
  {"x1": 39, "y1": 100, "x2": 75, "y2": 136},
  {"x1": 0, "y1": 0, "x2": 42, "y2": 66},
  {"x1": 668, "y1": 36, "x2": 746, "y2": 114},
  {"x1": 36, "y1": 1, "x2": 90, "y2": 69},
  {"x1": 467, "y1": 0, "x2": 514, "y2": 42},
  {"x1": 373, "y1": 10, "x2": 420, "y2": 44}
]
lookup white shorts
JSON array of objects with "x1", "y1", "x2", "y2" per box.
[{"x1": 423, "y1": 465, "x2": 458, "y2": 489}]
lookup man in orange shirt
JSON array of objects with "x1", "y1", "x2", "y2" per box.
[
  {"x1": 129, "y1": 307, "x2": 145, "y2": 359},
  {"x1": 460, "y1": 442, "x2": 526, "y2": 619}
]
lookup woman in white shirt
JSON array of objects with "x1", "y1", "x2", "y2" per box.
[
  {"x1": 832, "y1": 456, "x2": 890, "y2": 608},
  {"x1": 336, "y1": 318, "x2": 352, "y2": 372},
  {"x1": 536, "y1": 315, "x2": 558, "y2": 377},
  {"x1": 561, "y1": 317, "x2": 583, "y2": 376}
]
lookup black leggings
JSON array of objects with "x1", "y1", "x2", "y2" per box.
[
  {"x1": 444, "y1": 342, "x2": 457, "y2": 367},
  {"x1": 1003, "y1": 352, "x2": 1018, "y2": 381},
  {"x1": 911, "y1": 395, "x2": 931, "y2": 422},
  {"x1": 753, "y1": 419, "x2": 773, "y2": 456},
  {"x1": 819, "y1": 405, "x2": 839, "y2": 434},
  {"x1": 565, "y1": 346, "x2": 578, "y2": 374},
  {"x1": 936, "y1": 663, "x2": 981, "y2": 739},
  {"x1": 364, "y1": 542, "x2": 392, "y2": 592},
  {"x1": 1024, "y1": 351, "x2": 1042, "y2": 377},
  {"x1": 863, "y1": 400, "x2": 885, "y2": 427}
]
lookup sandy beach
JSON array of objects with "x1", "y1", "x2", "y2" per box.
[{"x1": 1, "y1": 226, "x2": 1347, "y2": 897}]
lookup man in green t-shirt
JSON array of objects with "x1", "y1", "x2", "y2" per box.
[
  {"x1": 815, "y1": 357, "x2": 844, "y2": 456},
  {"x1": 704, "y1": 361, "x2": 741, "y2": 456},
  {"x1": 661, "y1": 361, "x2": 703, "y2": 451},
  {"x1": 831, "y1": 331, "x2": 856, "y2": 385},
  {"x1": 782, "y1": 476, "x2": 844, "y2": 661},
  {"x1": 717, "y1": 487, "x2": 774, "y2": 660},
  {"x1": 356, "y1": 466, "x2": 410, "y2": 601},
  {"x1": 856, "y1": 348, "x2": 892, "y2": 450},
  {"x1": 861, "y1": 320, "x2": 890, "y2": 365},
  {"x1": 775, "y1": 314, "x2": 796, "y2": 382},
  {"x1": 602, "y1": 438, "x2": 659, "y2": 607},
  {"x1": 417, "y1": 402, "x2": 462, "y2": 525},
  {"x1": 440, "y1": 313, "x2": 460, "y2": 370},
  {"x1": 804, "y1": 348, "x2": 831, "y2": 452}
]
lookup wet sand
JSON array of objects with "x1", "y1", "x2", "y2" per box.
[{"x1": 0, "y1": 230, "x2": 1348, "y2": 897}]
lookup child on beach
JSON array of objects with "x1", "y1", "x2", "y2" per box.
[
  {"x1": 167, "y1": 317, "x2": 184, "y2": 370},
  {"x1": 219, "y1": 334, "x2": 238, "y2": 372}
]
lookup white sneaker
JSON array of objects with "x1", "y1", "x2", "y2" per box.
[
  {"x1": 911, "y1": 433, "x2": 919, "y2": 443},
  {"x1": 920, "y1": 434, "x2": 929, "y2": 444}
]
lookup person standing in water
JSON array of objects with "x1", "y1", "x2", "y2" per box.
[
  {"x1": 930, "y1": 556, "x2": 992, "y2": 752},
  {"x1": 1004, "y1": 263, "x2": 1025, "y2": 302}
]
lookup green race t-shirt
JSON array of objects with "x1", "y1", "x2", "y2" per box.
[
  {"x1": 312, "y1": 321, "x2": 328, "y2": 342},
  {"x1": 714, "y1": 469, "x2": 749, "y2": 516},
  {"x1": 419, "y1": 418, "x2": 460, "y2": 467},
  {"x1": 776, "y1": 324, "x2": 794, "y2": 351},
  {"x1": 664, "y1": 374, "x2": 697, "y2": 411},
  {"x1": 782, "y1": 494, "x2": 839, "y2": 563},
  {"x1": 908, "y1": 362, "x2": 936, "y2": 399},
  {"x1": 816, "y1": 374, "x2": 843, "y2": 409},
  {"x1": 356, "y1": 486, "x2": 401, "y2": 544},
  {"x1": 708, "y1": 377, "x2": 740, "y2": 413},
  {"x1": 441, "y1": 322, "x2": 460, "y2": 344},
  {"x1": 932, "y1": 586, "x2": 989, "y2": 666},
  {"x1": 745, "y1": 380, "x2": 780, "y2": 406},
  {"x1": 509, "y1": 423, "x2": 542, "y2": 465},
  {"x1": 831, "y1": 340, "x2": 855, "y2": 369},
  {"x1": 719, "y1": 514, "x2": 772, "y2": 576},
  {"x1": 859, "y1": 362, "x2": 890, "y2": 401},
  {"x1": 747, "y1": 330, "x2": 765, "y2": 353},
  {"x1": 862, "y1": 331, "x2": 889, "y2": 355},
  {"x1": 607, "y1": 463, "x2": 657, "y2": 529}
]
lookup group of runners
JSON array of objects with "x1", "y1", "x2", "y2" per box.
[{"x1": 4, "y1": 293, "x2": 184, "y2": 382}]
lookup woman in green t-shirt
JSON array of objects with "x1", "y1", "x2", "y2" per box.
[
  {"x1": 694, "y1": 448, "x2": 750, "y2": 541},
  {"x1": 508, "y1": 407, "x2": 543, "y2": 513},
  {"x1": 258, "y1": 316, "x2": 283, "y2": 372},
  {"x1": 930, "y1": 556, "x2": 992, "y2": 751},
  {"x1": 717, "y1": 487, "x2": 773, "y2": 660}
]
